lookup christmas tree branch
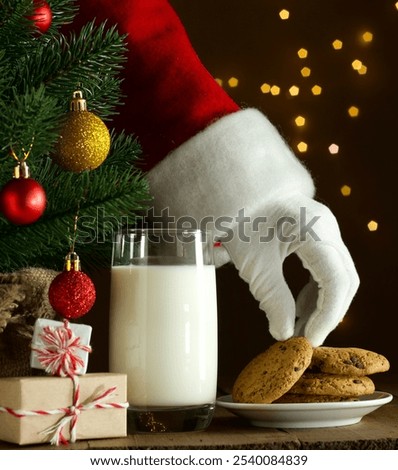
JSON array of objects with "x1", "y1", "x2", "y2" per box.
[
  {"x1": 15, "y1": 21, "x2": 128, "y2": 119},
  {"x1": 0, "y1": 132, "x2": 150, "y2": 273}
]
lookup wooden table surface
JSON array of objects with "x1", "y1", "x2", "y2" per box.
[{"x1": 1, "y1": 379, "x2": 398, "y2": 450}]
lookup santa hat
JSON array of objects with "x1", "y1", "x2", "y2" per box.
[{"x1": 74, "y1": 0, "x2": 240, "y2": 170}]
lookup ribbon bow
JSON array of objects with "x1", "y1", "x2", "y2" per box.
[
  {"x1": 32, "y1": 320, "x2": 92, "y2": 377},
  {"x1": 41, "y1": 379, "x2": 128, "y2": 446}
]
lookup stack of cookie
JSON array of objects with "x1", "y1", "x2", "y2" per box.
[{"x1": 232, "y1": 337, "x2": 390, "y2": 404}]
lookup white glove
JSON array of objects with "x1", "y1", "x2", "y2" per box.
[{"x1": 148, "y1": 109, "x2": 359, "y2": 347}]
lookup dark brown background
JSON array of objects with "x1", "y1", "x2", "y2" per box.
[{"x1": 88, "y1": 0, "x2": 398, "y2": 388}]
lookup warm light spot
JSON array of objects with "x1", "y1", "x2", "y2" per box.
[
  {"x1": 295, "y1": 116, "x2": 306, "y2": 127},
  {"x1": 215, "y1": 78, "x2": 223, "y2": 86},
  {"x1": 228, "y1": 77, "x2": 239, "y2": 87},
  {"x1": 358, "y1": 64, "x2": 368, "y2": 75},
  {"x1": 270, "y1": 85, "x2": 281, "y2": 95},
  {"x1": 396, "y1": 2, "x2": 398, "y2": 10},
  {"x1": 348, "y1": 106, "x2": 360, "y2": 117},
  {"x1": 297, "y1": 48, "x2": 308, "y2": 59},
  {"x1": 279, "y1": 9, "x2": 290, "y2": 20},
  {"x1": 301, "y1": 67, "x2": 311, "y2": 77},
  {"x1": 289, "y1": 85, "x2": 300, "y2": 96},
  {"x1": 332, "y1": 39, "x2": 343, "y2": 50},
  {"x1": 340, "y1": 185, "x2": 352, "y2": 197},
  {"x1": 297, "y1": 142, "x2": 308, "y2": 153},
  {"x1": 367, "y1": 220, "x2": 378, "y2": 232},
  {"x1": 362, "y1": 31, "x2": 373, "y2": 43},
  {"x1": 311, "y1": 85, "x2": 322, "y2": 95},
  {"x1": 352, "y1": 59, "x2": 363, "y2": 71},
  {"x1": 260, "y1": 82, "x2": 271, "y2": 93},
  {"x1": 328, "y1": 143, "x2": 339, "y2": 155}
]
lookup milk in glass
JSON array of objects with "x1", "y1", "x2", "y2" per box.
[{"x1": 109, "y1": 264, "x2": 218, "y2": 406}]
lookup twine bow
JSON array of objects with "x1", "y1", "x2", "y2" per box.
[
  {"x1": 32, "y1": 319, "x2": 92, "y2": 377},
  {"x1": 39, "y1": 376, "x2": 128, "y2": 446}
]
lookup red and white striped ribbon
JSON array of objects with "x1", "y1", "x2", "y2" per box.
[{"x1": 31, "y1": 320, "x2": 92, "y2": 377}]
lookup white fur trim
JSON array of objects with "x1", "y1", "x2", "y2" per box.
[{"x1": 148, "y1": 108, "x2": 315, "y2": 222}]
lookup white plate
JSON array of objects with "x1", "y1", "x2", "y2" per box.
[{"x1": 216, "y1": 392, "x2": 393, "y2": 428}]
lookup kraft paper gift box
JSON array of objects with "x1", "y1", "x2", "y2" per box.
[{"x1": 0, "y1": 373, "x2": 128, "y2": 445}]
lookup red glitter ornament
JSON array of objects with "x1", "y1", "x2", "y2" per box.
[
  {"x1": 49, "y1": 253, "x2": 96, "y2": 320},
  {"x1": 30, "y1": 0, "x2": 53, "y2": 34},
  {"x1": 0, "y1": 176, "x2": 46, "y2": 225}
]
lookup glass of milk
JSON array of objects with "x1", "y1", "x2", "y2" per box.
[{"x1": 109, "y1": 228, "x2": 218, "y2": 432}]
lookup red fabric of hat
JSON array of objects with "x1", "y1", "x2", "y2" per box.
[{"x1": 73, "y1": 0, "x2": 239, "y2": 170}]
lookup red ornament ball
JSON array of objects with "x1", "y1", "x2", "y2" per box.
[
  {"x1": 0, "y1": 178, "x2": 47, "y2": 225},
  {"x1": 30, "y1": 0, "x2": 53, "y2": 34},
  {"x1": 49, "y1": 269, "x2": 96, "y2": 320}
]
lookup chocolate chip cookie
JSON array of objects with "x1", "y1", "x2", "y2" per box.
[
  {"x1": 309, "y1": 347, "x2": 390, "y2": 376},
  {"x1": 232, "y1": 337, "x2": 313, "y2": 404},
  {"x1": 289, "y1": 373, "x2": 375, "y2": 397}
]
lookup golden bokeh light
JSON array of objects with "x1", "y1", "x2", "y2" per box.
[
  {"x1": 348, "y1": 106, "x2": 360, "y2": 117},
  {"x1": 332, "y1": 39, "x2": 343, "y2": 50},
  {"x1": 279, "y1": 9, "x2": 290, "y2": 20},
  {"x1": 228, "y1": 77, "x2": 239, "y2": 87},
  {"x1": 295, "y1": 116, "x2": 306, "y2": 127},
  {"x1": 297, "y1": 141, "x2": 308, "y2": 153},
  {"x1": 297, "y1": 48, "x2": 308, "y2": 59},
  {"x1": 301, "y1": 67, "x2": 311, "y2": 77},
  {"x1": 362, "y1": 31, "x2": 373, "y2": 43},
  {"x1": 340, "y1": 185, "x2": 352, "y2": 197},
  {"x1": 367, "y1": 220, "x2": 378, "y2": 232},
  {"x1": 289, "y1": 85, "x2": 300, "y2": 96},
  {"x1": 270, "y1": 85, "x2": 281, "y2": 95},
  {"x1": 260, "y1": 82, "x2": 271, "y2": 93},
  {"x1": 352, "y1": 59, "x2": 363, "y2": 70},
  {"x1": 215, "y1": 78, "x2": 223, "y2": 86},
  {"x1": 311, "y1": 85, "x2": 322, "y2": 95}
]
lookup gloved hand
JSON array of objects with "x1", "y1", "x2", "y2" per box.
[{"x1": 148, "y1": 109, "x2": 360, "y2": 347}]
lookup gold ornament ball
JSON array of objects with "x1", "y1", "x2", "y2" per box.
[{"x1": 54, "y1": 111, "x2": 111, "y2": 173}]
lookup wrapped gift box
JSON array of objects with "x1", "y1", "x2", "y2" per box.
[
  {"x1": 0, "y1": 373, "x2": 127, "y2": 445},
  {"x1": 30, "y1": 318, "x2": 93, "y2": 375}
]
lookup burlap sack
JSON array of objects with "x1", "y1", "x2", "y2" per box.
[{"x1": 0, "y1": 267, "x2": 59, "y2": 377}]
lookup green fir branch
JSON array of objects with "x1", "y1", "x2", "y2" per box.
[
  {"x1": 45, "y1": 0, "x2": 79, "y2": 32},
  {"x1": 14, "y1": 21, "x2": 128, "y2": 119},
  {"x1": 0, "y1": 84, "x2": 62, "y2": 159}
]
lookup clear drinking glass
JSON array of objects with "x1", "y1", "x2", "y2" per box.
[{"x1": 109, "y1": 228, "x2": 218, "y2": 432}]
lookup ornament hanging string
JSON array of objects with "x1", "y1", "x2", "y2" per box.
[
  {"x1": 9, "y1": 139, "x2": 34, "y2": 177},
  {"x1": 47, "y1": 192, "x2": 97, "y2": 321},
  {"x1": 66, "y1": 187, "x2": 90, "y2": 258}
]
